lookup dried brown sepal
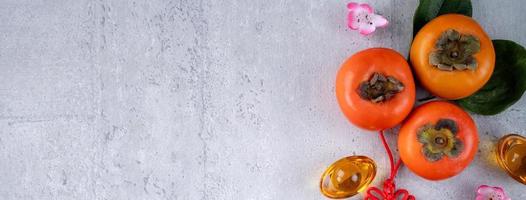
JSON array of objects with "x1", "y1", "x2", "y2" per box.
[
  {"x1": 429, "y1": 29, "x2": 480, "y2": 71},
  {"x1": 417, "y1": 118, "x2": 464, "y2": 162},
  {"x1": 357, "y1": 72, "x2": 404, "y2": 103}
]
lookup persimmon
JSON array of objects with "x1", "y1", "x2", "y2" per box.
[
  {"x1": 398, "y1": 101, "x2": 478, "y2": 180},
  {"x1": 410, "y1": 14, "x2": 495, "y2": 100},
  {"x1": 336, "y1": 48, "x2": 415, "y2": 131}
]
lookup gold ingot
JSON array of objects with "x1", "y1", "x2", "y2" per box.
[
  {"x1": 496, "y1": 134, "x2": 526, "y2": 184},
  {"x1": 320, "y1": 156, "x2": 376, "y2": 199}
]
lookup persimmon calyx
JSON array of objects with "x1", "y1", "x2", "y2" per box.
[
  {"x1": 357, "y1": 72, "x2": 404, "y2": 103},
  {"x1": 417, "y1": 119, "x2": 464, "y2": 162},
  {"x1": 429, "y1": 29, "x2": 480, "y2": 71}
]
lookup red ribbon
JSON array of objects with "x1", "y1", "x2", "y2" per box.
[{"x1": 363, "y1": 130, "x2": 415, "y2": 200}]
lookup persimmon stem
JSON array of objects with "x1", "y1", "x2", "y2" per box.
[{"x1": 417, "y1": 95, "x2": 436, "y2": 102}]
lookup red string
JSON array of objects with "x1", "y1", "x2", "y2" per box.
[{"x1": 363, "y1": 130, "x2": 415, "y2": 200}]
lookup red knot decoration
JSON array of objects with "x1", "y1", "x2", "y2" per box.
[{"x1": 364, "y1": 130, "x2": 415, "y2": 200}]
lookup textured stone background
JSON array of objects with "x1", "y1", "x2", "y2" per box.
[{"x1": 0, "y1": 0, "x2": 525, "y2": 199}]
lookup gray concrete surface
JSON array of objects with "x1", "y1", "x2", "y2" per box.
[{"x1": 1, "y1": 0, "x2": 525, "y2": 199}]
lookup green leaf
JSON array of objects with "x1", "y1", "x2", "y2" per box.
[
  {"x1": 457, "y1": 40, "x2": 526, "y2": 115},
  {"x1": 413, "y1": 0, "x2": 472, "y2": 37}
]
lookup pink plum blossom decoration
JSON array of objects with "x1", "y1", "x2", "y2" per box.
[
  {"x1": 347, "y1": 2, "x2": 388, "y2": 35},
  {"x1": 476, "y1": 185, "x2": 511, "y2": 200}
]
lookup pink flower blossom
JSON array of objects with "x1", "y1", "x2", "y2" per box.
[
  {"x1": 476, "y1": 185, "x2": 511, "y2": 200},
  {"x1": 347, "y1": 2, "x2": 388, "y2": 35}
]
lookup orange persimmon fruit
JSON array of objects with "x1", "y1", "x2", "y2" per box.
[
  {"x1": 410, "y1": 14, "x2": 495, "y2": 100},
  {"x1": 398, "y1": 101, "x2": 478, "y2": 180},
  {"x1": 336, "y1": 48, "x2": 415, "y2": 131}
]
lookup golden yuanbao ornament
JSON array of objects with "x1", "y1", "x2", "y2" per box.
[
  {"x1": 496, "y1": 134, "x2": 526, "y2": 185},
  {"x1": 319, "y1": 156, "x2": 376, "y2": 199}
]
